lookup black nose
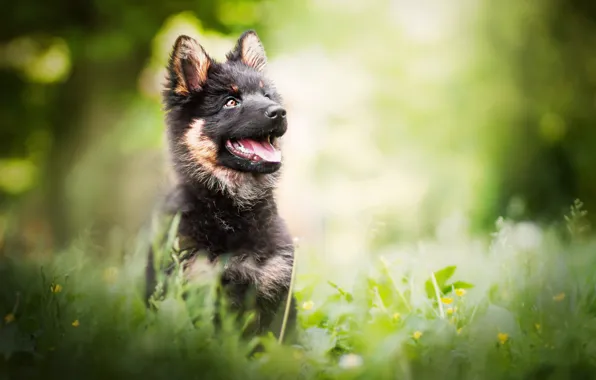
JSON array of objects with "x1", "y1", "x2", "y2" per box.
[{"x1": 265, "y1": 105, "x2": 286, "y2": 119}]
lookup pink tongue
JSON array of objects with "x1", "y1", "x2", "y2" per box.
[{"x1": 239, "y1": 138, "x2": 282, "y2": 162}]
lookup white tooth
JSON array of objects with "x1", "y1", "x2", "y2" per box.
[
  {"x1": 237, "y1": 141, "x2": 251, "y2": 153},
  {"x1": 233, "y1": 141, "x2": 246, "y2": 153}
]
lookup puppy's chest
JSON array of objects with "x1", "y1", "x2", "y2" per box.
[
  {"x1": 184, "y1": 249, "x2": 293, "y2": 299},
  {"x1": 177, "y1": 212, "x2": 293, "y2": 300},
  {"x1": 180, "y1": 209, "x2": 260, "y2": 254}
]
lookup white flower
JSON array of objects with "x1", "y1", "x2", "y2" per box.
[
  {"x1": 338, "y1": 353, "x2": 363, "y2": 369},
  {"x1": 512, "y1": 222, "x2": 543, "y2": 251}
]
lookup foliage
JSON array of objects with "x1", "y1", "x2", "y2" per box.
[
  {"x1": 3, "y1": 0, "x2": 596, "y2": 250},
  {"x1": 3, "y1": 0, "x2": 596, "y2": 377},
  {"x1": 2, "y1": 203, "x2": 596, "y2": 379}
]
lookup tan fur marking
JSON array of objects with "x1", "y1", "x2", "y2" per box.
[
  {"x1": 175, "y1": 85, "x2": 189, "y2": 96},
  {"x1": 231, "y1": 84, "x2": 239, "y2": 93},
  {"x1": 173, "y1": 54, "x2": 189, "y2": 96},
  {"x1": 173, "y1": 36, "x2": 211, "y2": 95},
  {"x1": 222, "y1": 251, "x2": 294, "y2": 300},
  {"x1": 176, "y1": 234, "x2": 294, "y2": 301},
  {"x1": 241, "y1": 33, "x2": 267, "y2": 72},
  {"x1": 184, "y1": 253, "x2": 219, "y2": 284},
  {"x1": 184, "y1": 120, "x2": 218, "y2": 169},
  {"x1": 182, "y1": 249, "x2": 293, "y2": 304},
  {"x1": 181, "y1": 119, "x2": 280, "y2": 208}
]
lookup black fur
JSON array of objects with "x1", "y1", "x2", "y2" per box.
[{"x1": 146, "y1": 30, "x2": 297, "y2": 341}]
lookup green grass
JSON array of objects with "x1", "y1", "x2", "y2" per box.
[{"x1": 2, "y1": 200, "x2": 596, "y2": 379}]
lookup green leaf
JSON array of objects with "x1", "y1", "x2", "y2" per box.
[
  {"x1": 300, "y1": 309, "x2": 328, "y2": 329},
  {"x1": 165, "y1": 212, "x2": 182, "y2": 252},
  {"x1": 327, "y1": 281, "x2": 354, "y2": 302},
  {"x1": 450, "y1": 281, "x2": 475, "y2": 290},
  {"x1": 303, "y1": 327, "x2": 337, "y2": 358},
  {"x1": 433, "y1": 266, "x2": 457, "y2": 287},
  {"x1": 425, "y1": 280, "x2": 435, "y2": 300},
  {"x1": 441, "y1": 282, "x2": 475, "y2": 295},
  {"x1": 425, "y1": 265, "x2": 457, "y2": 299}
]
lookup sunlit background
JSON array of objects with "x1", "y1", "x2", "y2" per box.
[{"x1": 2, "y1": 0, "x2": 596, "y2": 284}]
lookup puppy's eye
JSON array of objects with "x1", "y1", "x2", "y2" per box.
[{"x1": 224, "y1": 98, "x2": 240, "y2": 108}]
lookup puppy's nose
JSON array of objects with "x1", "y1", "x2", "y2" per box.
[{"x1": 265, "y1": 105, "x2": 287, "y2": 120}]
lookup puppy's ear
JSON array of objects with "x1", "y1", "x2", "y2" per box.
[
  {"x1": 226, "y1": 30, "x2": 267, "y2": 72},
  {"x1": 168, "y1": 35, "x2": 212, "y2": 95}
]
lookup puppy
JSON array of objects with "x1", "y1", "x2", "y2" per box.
[{"x1": 146, "y1": 30, "x2": 297, "y2": 340}]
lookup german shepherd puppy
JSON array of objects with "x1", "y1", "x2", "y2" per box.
[{"x1": 146, "y1": 30, "x2": 296, "y2": 340}]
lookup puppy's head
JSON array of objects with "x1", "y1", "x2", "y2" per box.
[{"x1": 163, "y1": 31, "x2": 287, "y2": 204}]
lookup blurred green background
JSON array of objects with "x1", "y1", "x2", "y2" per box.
[{"x1": 1, "y1": 0, "x2": 596, "y2": 260}]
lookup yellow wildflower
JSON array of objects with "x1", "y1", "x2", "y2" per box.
[
  {"x1": 4, "y1": 313, "x2": 15, "y2": 324},
  {"x1": 392, "y1": 312, "x2": 401, "y2": 321},
  {"x1": 302, "y1": 301, "x2": 314, "y2": 310},
  {"x1": 441, "y1": 297, "x2": 453, "y2": 305},
  {"x1": 412, "y1": 331, "x2": 423, "y2": 340},
  {"x1": 497, "y1": 332, "x2": 509, "y2": 345},
  {"x1": 72, "y1": 319, "x2": 80, "y2": 327},
  {"x1": 553, "y1": 292, "x2": 565, "y2": 302},
  {"x1": 446, "y1": 307, "x2": 457, "y2": 315},
  {"x1": 51, "y1": 284, "x2": 63, "y2": 293},
  {"x1": 535, "y1": 323, "x2": 541, "y2": 331},
  {"x1": 455, "y1": 288, "x2": 467, "y2": 297}
]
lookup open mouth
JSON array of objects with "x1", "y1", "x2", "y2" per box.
[{"x1": 225, "y1": 136, "x2": 281, "y2": 163}]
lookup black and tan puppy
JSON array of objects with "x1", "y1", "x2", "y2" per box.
[{"x1": 147, "y1": 30, "x2": 296, "y2": 340}]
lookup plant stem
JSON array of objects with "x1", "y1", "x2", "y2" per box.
[
  {"x1": 278, "y1": 248, "x2": 299, "y2": 344},
  {"x1": 431, "y1": 272, "x2": 445, "y2": 319}
]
